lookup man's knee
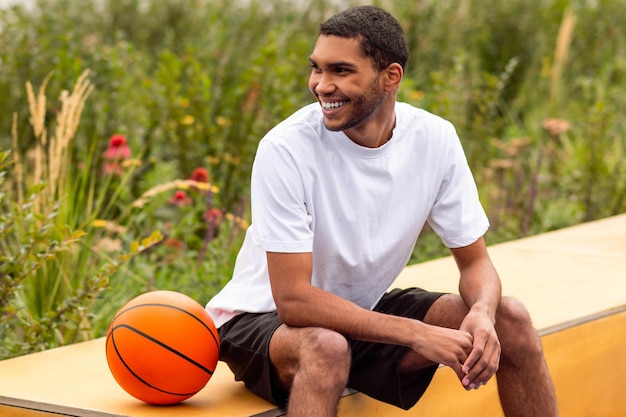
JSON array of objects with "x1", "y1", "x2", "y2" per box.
[
  {"x1": 296, "y1": 328, "x2": 352, "y2": 395},
  {"x1": 497, "y1": 297, "x2": 534, "y2": 330},
  {"x1": 272, "y1": 326, "x2": 351, "y2": 389},
  {"x1": 496, "y1": 297, "x2": 543, "y2": 356},
  {"x1": 300, "y1": 328, "x2": 351, "y2": 370}
]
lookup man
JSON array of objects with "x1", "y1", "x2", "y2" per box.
[{"x1": 207, "y1": 6, "x2": 558, "y2": 417}]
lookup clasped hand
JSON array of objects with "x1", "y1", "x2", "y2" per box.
[{"x1": 457, "y1": 310, "x2": 501, "y2": 390}]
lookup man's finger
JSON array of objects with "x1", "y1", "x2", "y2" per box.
[{"x1": 462, "y1": 342, "x2": 500, "y2": 388}]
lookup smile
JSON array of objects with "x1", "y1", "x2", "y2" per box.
[{"x1": 321, "y1": 101, "x2": 347, "y2": 110}]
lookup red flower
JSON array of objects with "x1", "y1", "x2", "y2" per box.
[
  {"x1": 203, "y1": 207, "x2": 223, "y2": 225},
  {"x1": 169, "y1": 190, "x2": 192, "y2": 206},
  {"x1": 190, "y1": 167, "x2": 210, "y2": 183},
  {"x1": 104, "y1": 134, "x2": 131, "y2": 160},
  {"x1": 164, "y1": 238, "x2": 184, "y2": 250}
]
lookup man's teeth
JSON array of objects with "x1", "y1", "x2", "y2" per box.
[{"x1": 322, "y1": 101, "x2": 346, "y2": 110}]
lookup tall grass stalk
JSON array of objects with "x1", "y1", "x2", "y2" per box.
[
  {"x1": 550, "y1": 8, "x2": 576, "y2": 109},
  {"x1": 10, "y1": 113, "x2": 23, "y2": 205},
  {"x1": 25, "y1": 72, "x2": 50, "y2": 203},
  {"x1": 24, "y1": 70, "x2": 94, "y2": 218}
]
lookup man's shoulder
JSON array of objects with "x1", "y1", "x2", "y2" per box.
[
  {"x1": 395, "y1": 102, "x2": 453, "y2": 127},
  {"x1": 260, "y1": 103, "x2": 326, "y2": 148},
  {"x1": 270, "y1": 103, "x2": 322, "y2": 134},
  {"x1": 394, "y1": 102, "x2": 458, "y2": 147}
]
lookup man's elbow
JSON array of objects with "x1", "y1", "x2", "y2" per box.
[{"x1": 275, "y1": 299, "x2": 306, "y2": 327}]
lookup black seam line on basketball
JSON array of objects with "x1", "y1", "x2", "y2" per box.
[
  {"x1": 112, "y1": 323, "x2": 214, "y2": 376},
  {"x1": 113, "y1": 303, "x2": 219, "y2": 349},
  {"x1": 110, "y1": 332, "x2": 197, "y2": 397}
]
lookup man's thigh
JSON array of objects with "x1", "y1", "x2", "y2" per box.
[
  {"x1": 423, "y1": 293, "x2": 470, "y2": 329},
  {"x1": 393, "y1": 293, "x2": 469, "y2": 372},
  {"x1": 347, "y1": 288, "x2": 447, "y2": 409},
  {"x1": 218, "y1": 312, "x2": 286, "y2": 405}
]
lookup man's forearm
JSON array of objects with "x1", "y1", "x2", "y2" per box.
[
  {"x1": 450, "y1": 238, "x2": 502, "y2": 322},
  {"x1": 458, "y1": 257, "x2": 501, "y2": 322}
]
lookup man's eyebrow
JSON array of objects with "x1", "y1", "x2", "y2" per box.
[{"x1": 308, "y1": 57, "x2": 357, "y2": 69}]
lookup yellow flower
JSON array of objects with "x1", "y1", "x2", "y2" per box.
[
  {"x1": 91, "y1": 219, "x2": 127, "y2": 234},
  {"x1": 181, "y1": 115, "x2": 195, "y2": 125},
  {"x1": 215, "y1": 116, "x2": 230, "y2": 127},
  {"x1": 410, "y1": 90, "x2": 424, "y2": 101},
  {"x1": 122, "y1": 158, "x2": 142, "y2": 168},
  {"x1": 92, "y1": 219, "x2": 108, "y2": 228}
]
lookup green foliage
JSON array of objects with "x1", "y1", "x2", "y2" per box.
[
  {"x1": 0, "y1": 67, "x2": 247, "y2": 359},
  {"x1": 0, "y1": 0, "x2": 327, "y2": 210},
  {"x1": 0, "y1": 0, "x2": 625, "y2": 354},
  {"x1": 0, "y1": 150, "x2": 164, "y2": 359},
  {"x1": 392, "y1": 0, "x2": 626, "y2": 254}
]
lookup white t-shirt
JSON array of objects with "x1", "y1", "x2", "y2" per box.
[{"x1": 206, "y1": 102, "x2": 489, "y2": 328}]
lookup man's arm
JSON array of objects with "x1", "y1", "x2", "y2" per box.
[
  {"x1": 450, "y1": 236, "x2": 502, "y2": 389},
  {"x1": 266, "y1": 251, "x2": 474, "y2": 371}
]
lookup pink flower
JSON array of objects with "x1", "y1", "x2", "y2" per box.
[
  {"x1": 104, "y1": 161, "x2": 122, "y2": 174},
  {"x1": 541, "y1": 118, "x2": 571, "y2": 137},
  {"x1": 104, "y1": 134, "x2": 131, "y2": 160},
  {"x1": 169, "y1": 190, "x2": 192, "y2": 206}
]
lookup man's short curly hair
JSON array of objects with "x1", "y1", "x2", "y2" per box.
[{"x1": 318, "y1": 6, "x2": 409, "y2": 71}]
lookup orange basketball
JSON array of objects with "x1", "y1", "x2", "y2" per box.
[{"x1": 105, "y1": 290, "x2": 220, "y2": 405}]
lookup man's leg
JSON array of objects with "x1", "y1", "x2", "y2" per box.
[
  {"x1": 491, "y1": 297, "x2": 558, "y2": 417},
  {"x1": 269, "y1": 325, "x2": 351, "y2": 417},
  {"x1": 400, "y1": 294, "x2": 558, "y2": 417}
]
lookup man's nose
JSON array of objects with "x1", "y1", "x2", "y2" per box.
[{"x1": 313, "y1": 73, "x2": 336, "y2": 96}]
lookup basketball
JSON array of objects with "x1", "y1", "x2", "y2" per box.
[{"x1": 105, "y1": 290, "x2": 220, "y2": 405}]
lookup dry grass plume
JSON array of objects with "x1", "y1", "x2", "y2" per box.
[{"x1": 22, "y1": 70, "x2": 94, "y2": 215}]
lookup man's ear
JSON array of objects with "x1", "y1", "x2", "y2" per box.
[{"x1": 383, "y1": 63, "x2": 403, "y2": 91}]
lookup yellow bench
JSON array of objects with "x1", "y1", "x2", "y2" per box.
[{"x1": 1, "y1": 214, "x2": 625, "y2": 417}]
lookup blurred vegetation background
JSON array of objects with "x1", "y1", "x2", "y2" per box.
[{"x1": 0, "y1": 0, "x2": 624, "y2": 359}]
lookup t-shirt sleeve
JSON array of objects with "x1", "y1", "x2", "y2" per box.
[
  {"x1": 427, "y1": 127, "x2": 489, "y2": 248},
  {"x1": 250, "y1": 140, "x2": 314, "y2": 253}
]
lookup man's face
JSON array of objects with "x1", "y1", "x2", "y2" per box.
[{"x1": 308, "y1": 35, "x2": 386, "y2": 132}]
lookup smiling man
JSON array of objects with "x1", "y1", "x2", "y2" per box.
[{"x1": 206, "y1": 6, "x2": 558, "y2": 417}]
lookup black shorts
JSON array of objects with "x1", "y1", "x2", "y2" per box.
[{"x1": 218, "y1": 287, "x2": 446, "y2": 410}]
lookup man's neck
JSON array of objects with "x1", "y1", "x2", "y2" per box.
[{"x1": 344, "y1": 99, "x2": 396, "y2": 148}]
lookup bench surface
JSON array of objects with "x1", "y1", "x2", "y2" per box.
[{"x1": 1, "y1": 214, "x2": 625, "y2": 417}]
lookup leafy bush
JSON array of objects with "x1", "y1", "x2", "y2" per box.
[
  {"x1": 0, "y1": 148, "x2": 163, "y2": 358},
  {"x1": 0, "y1": 69, "x2": 244, "y2": 359}
]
